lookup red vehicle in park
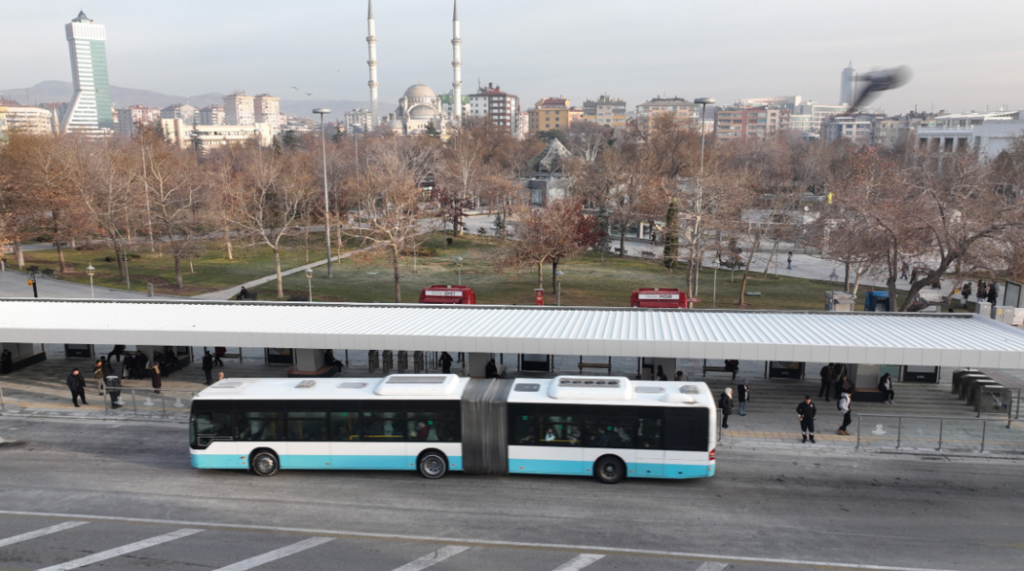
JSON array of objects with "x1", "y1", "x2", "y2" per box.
[
  {"x1": 419, "y1": 285, "x2": 477, "y2": 305},
  {"x1": 630, "y1": 288, "x2": 689, "y2": 309}
]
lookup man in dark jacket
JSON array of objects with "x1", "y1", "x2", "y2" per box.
[
  {"x1": 439, "y1": 352, "x2": 454, "y2": 374},
  {"x1": 796, "y1": 395, "x2": 817, "y2": 443},
  {"x1": 201, "y1": 351, "x2": 214, "y2": 385},
  {"x1": 1, "y1": 349, "x2": 12, "y2": 375},
  {"x1": 66, "y1": 368, "x2": 87, "y2": 407},
  {"x1": 485, "y1": 359, "x2": 498, "y2": 379},
  {"x1": 736, "y1": 381, "x2": 749, "y2": 416},
  {"x1": 819, "y1": 363, "x2": 834, "y2": 401},
  {"x1": 987, "y1": 282, "x2": 999, "y2": 305},
  {"x1": 718, "y1": 388, "x2": 734, "y2": 429}
]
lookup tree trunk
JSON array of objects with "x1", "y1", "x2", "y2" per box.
[
  {"x1": 174, "y1": 255, "x2": 184, "y2": 289},
  {"x1": 844, "y1": 261, "x2": 851, "y2": 291},
  {"x1": 304, "y1": 222, "x2": 310, "y2": 263},
  {"x1": 274, "y1": 248, "x2": 284, "y2": 299},
  {"x1": 537, "y1": 261, "x2": 544, "y2": 290},
  {"x1": 737, "y1": 239, "x2": 761, "y2": 306},
  {"x1": 618, "y1": 231, "x2": 626, "y2": 258},
  {"x1": 55, "y1": 241, "x2": 66, "y2": 273},
  {"x1": 551, "y1": 260, "x2": 559, "y2": 292},
  {"x1": 113, "y1": 243, "x2": 126, "y2": 281},
  {"x1": 13, "y1": 240, "x2": 24, "y2": 268},
  {"x1": 762, "y1": 240, "x2": 780, "y2": 278},
  {"x1": 392, "y1": 247, "x2": 402, "y2": 303},
  {"x1": 224, "y1": 225, "x2": 233, "y2": 260},
  {"x1": 852, "y1": 263, "x2": 869, "y2": 297}
]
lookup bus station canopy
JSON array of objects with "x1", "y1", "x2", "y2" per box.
[{"x1": 2, "y1": 299, "x2": 1024, "y2": 369}]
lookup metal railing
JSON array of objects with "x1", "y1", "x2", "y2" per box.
[
  {"x1": 976, "y1": 388, "x2": 1019, "y2": 420},
  {"x1": 856, "y1": 413, "x2": 1020, "y2": 453},
  {"x1": 103, "y1": 387, "x2": 197, "y2": 417}
]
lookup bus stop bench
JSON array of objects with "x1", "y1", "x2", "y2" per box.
[
  {"x1": 578, "y1": 357, "x2": 612, "y2": 374},
  {"x1": 851, "y1": 388, "x2": 887, "y2": 403}
]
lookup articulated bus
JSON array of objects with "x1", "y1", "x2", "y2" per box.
[{"x1": 189, "y1": 374, "x2": 716, "y2": 484}]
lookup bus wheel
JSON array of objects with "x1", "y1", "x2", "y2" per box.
[
  {"x1": 594, "y1": 456, "x2": 625, "y2": 484},
  {"x1": 251, "y1": 451, "x2": 279, "y2": 477},
  {"x1": 418, "y1": 451, "x2": 448, "y2": 479}
]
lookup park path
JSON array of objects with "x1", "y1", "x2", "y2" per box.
[{"x1": 192, "y1": 249, "x2": 363, "y2": 300}]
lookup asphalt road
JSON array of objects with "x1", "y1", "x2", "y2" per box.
[{"x1": 0, "y1": 417, "x2": 1021, "y2": 571}]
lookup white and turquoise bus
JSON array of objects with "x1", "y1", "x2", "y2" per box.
[{"x1": 190, "y1": 374, "x2": 716, "y2": 483}]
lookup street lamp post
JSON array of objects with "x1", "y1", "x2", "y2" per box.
[
  {"x1": 305, "y1": 267, "x2": 314, "y2": 302},
  {"x1": 456, "y1": 256, "x2": 463, "y2": 286},
  {"x1": 556, "y1": 270, "x2": 564, "y2": 306},
  {"x1": 693, "y1": 97, "x2": 716, "y2": 180},
  {"x1": 712, "y1": 260, "x2": 719, "y2": 309},
  {"x1": 313, "y1": 108, "x2": 334, "y2": 278},
  {"x1": 86, "y1": 265, "x2": 96, "y2": 299}
]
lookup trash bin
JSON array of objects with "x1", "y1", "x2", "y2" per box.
[{"x1": 864, "y1": 291, "x2": 891, "y2": 312}]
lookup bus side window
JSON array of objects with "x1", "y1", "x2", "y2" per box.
[
  {"x1": 239, "y1": 412, "x2": 284, "y2": 441},
  {"x1": 637, "y1": 418, "x2": 662, "y2": 449},
  {"x1": 362, "y1": 411, "x2": 406, "y2": 440},
  {"x1": 663, "y1": 409, "x2": 709, "y2": 451},
  {"x1": 538, "y1": 416, "x2": 581, "y2": 446},
  {"x1": 510, "y1": 415, "x2": 538, "y2": 445},
  {"x1": 331, "y1": 412, "x2": 360, "y2": 441},
  {"x1": 407, "y1": 411, "x2": 459, "y2": 442},
  {"x1": 193, "y1": 411, "x2": 232, "y2": 447},
  {"x1": 288, "y1": 411, "x2": 327, "y2": 441}
]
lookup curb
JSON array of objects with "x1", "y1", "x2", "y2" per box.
[{"x1": 0, "y1": 411, "x2": 187, "y2": 425}]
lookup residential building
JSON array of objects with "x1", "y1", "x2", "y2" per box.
[
  {"x1": 871, "y1": 112, "x2": 934, "y2": 149},
  {"x1": 738, "y1": 96, "x2": 802, "y2": 111},
  {"x1": 223, "y1": 93, "x2": 255, "y2": 126},
  {"x1": 916, "y1": 111, "x2": 1024, "y2": 158},
  {"x1": 822, "y1": 113, "x2": 880, "y2": 145},
  {"x1": 635, "y1": 97, "x2": 699, "y2": 132},
  {"x1": 514, "y1": 110, "x2": 529, "y2": 139},
  {"x1": 116, "y1": 105, "x2": 161, "y2": 136},
  {"x1": 528, "y1": 98, "x2": 573, "y2": 133},
  {"x1": 790, "y1": 102, "x2": 849, "y2": 135},
  {"x1": 468, "y1": 83, "x2": 520, "y2": 135},
  {"x1": 62, "y1": 11, "x2": 114, "y2": 134},
  {"x1": 160, "y1": 103, "x2": 198, "y2": 125},
  {"x1": 714, "y1": 106, "x2": 791, "y2": 141},
  {"x1": 0, "y1": 100, "x2": 58, "y2": 136},
  {"x1": 345, "y1": 107, "x2": 373, "y2": 133},
  {"x1": 253, "y1": 94, "x2": 282, "y2": 135},
  {"x1": 581, "y1": 94, "x2": 627, "y2": 127},
  {"x1": 161, "y1": 118, "x2": 272, "y2": 153},
  {"x1": 199, "y1": 105, "x2": 225, "y2": 126},
  {"x1": 439, "y1": 93, "x2": 470, "y2": 120}
]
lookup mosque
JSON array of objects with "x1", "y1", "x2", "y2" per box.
[{"x1": 367, "y1": 0, "x2": 463, "y2": 136}]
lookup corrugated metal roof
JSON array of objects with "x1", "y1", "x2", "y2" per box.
[{"x1": 2, "y1": 299, "x2": 1023, "y2": 369}]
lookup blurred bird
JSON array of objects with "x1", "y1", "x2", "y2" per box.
[{"x1": 848, "y1": 66, "x2": 912, "y2": 112}]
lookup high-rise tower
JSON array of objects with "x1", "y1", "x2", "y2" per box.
[
  {"x1": 451, "y1": 1, "x2": 462, "y2": 123},
  {"x1": 367, "y1": 0, "x2": 379, "y2": 129},
  {"x1": 62, "y1": 11, "x2": 114, "y2": 133},
  {"x1": 840, "y1": 61, "x2": 856, "y2": 106}
]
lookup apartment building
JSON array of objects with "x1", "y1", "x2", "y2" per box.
[
  {"x1": 253, "y1": 94, "x2": 282, "y2": 135},
  {"x1": 469, "y1": 83, "x2": 520, "y2": 135},
  {"x1": 0, "y1": 100, "x2": 58, "y2": 136},
  {"x1": 223, "y1": 93, "x2": 255, "y2": 126},
  {"x1": 199, "y1": 105, "x2": 225, "y2": 126},
  {"x1": 581, "y1": 94, "x2": 627, "y2": 127},
  {"x1": 161, "y1": 118, "x2": 272, "y2": 152},
  {"x1": 116, "y1": 105, "x2": 161, "y2": 136},
  {"x1": 345, "y1": 107, "x2": 373, "y2": 133},
  {"x1": 714, "y1": 106, "x2": 791, "y2": 141},
  {"x1": 635, "y1": 97, "x2": 699, "y2": 132},
  {"x1": 528, "y1": 98, "x2": 573, "y2": 133},
  {"x1": 789, "y1": 103, "x2": 848, "y2": 136},
  {"x1": 821, "y1": 113, "x2": 881, "y2": 145},
  {"x1": 160, "y1": 103, "x2": 198, "y2": 124},
  {"x1": 916, "y1": 111, "x2": 1024, "y2": 158}
]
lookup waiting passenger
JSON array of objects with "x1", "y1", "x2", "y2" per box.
[
  {"x1": 415, "y1": 422, "x2": 430, "y2": 441},
  {"x1": 485, "y1": 359, "x2": 498, "y2": 379},
  {"x1": 675, "y1": 370, "x2": 685, "y2": 381},
  {"x1": 656, "y1": 365, "x2": 667, "y2": 381},
  {"x1": 545, "y1": 428, "x2": 556, "y2": 442},
  {"x1": 591, "y1": 427, "x2": 610, "y2": 447},
  {"x1": 439, "y1": 352, "x2": 454, "y2": 374}
]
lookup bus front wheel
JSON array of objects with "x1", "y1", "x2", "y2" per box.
[
  {"x1": 594, "y1": 456, "x2": 625, "y2": 484},
  {"x1": 251, "y1": 451, "x2": 279, "y2": 477},
  {"x1": 418, "y1": 451, "x2": 448, "y2": 479}
]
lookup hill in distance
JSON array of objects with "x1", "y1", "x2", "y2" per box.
[{"x1": 0, "y1": 81, "x2": 389, "y2": 120}]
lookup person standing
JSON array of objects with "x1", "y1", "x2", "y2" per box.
[
  {"x1": 439, "y1": 351, "x2": 454, "y2": 374},
  {"x1": 107, "y1": 345, "x2": 126, "y2": 363},
  {"x1": 987, "y1": 282, "x2": 999, "y2": 305},
  {"x1": 900, "y1": 261, "x2": 909, "y2": 280},
  {"x1": 961, "y1": 282, "x2": 972, "y2": 306},
  {"x1": 201, "y1": 351, "x2": 214, "y2": 385},
  {"x1": 718, "y1": 388, "x2": 734, "y2": 429},
  {"x1": 1, "y1": 348, "x2": 12, "y2": 375},
  {"x1": 217, "y1": 372, "x2": 226, "y2": 382},
  {"x1": 93, "y1": 359, "x2": 106, "y2": 397},
  {"x1": 736, "y1": 381, "x2": 749, "y2": 416},
  {"x1": 66, "y1": 368, "x2": 87, "y2": 407},
  {"x1": 485, "y1": 358, "x2": 498, "y2": 379},
  {"x1": 796, "y1": 395, "x2": 816, "y2": 443},
  {"x1": 978, "y1": 282, "x2": 988, "y2": 303},
  {"x1": 877, "y1": 373, "x2": 894, "y2": 404},
  {"x1": 150, "y1": 363, "x2": 162, "y2": 394},
  {"x1": 837, "y1": 391, "x2": 853, "y2": 435},
  {"x1": 214, "y1": 347, "x2": 226, "y2": 367},
  {"x1": 787, "y1": 251, "x2": 793, "y2": 270},
  {"x1": 819, "y1": 363, "x2": 834, "y2": 401},
  {"x1": 656, "y1": 365, "x2": 667, "y2": 380},
  {"x1": 725, "y1": 359, "x2": 739, "y2": 381}
]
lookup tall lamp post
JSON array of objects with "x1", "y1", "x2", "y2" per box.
[
  {"x1": 455, "y1": 256, "x2": 463, "y2": 286},
  {"x1": 313, "y1": 108, "x2": 334, "y2": 278},
  {"x1": 556, "y1": 270, "x2": 564, "y2": 306},
  {"x1": 305, "y1": 267, "x2": 314, "y2": 302},
  {"x1": 694, "y1": 97, "x2": 715, "y2": 179},
  {"x1": 712, "y1": 260, "x2": 718, "y2": 309},
  {"x1": 86, "y1": 265, "x2": 96, "y2": 299}
]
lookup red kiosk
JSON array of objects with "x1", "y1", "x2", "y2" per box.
[
  {"x1": 630, "y1": 288, "x2": 688, "y2": 309},
  {"x1": 419, "y1": 285, "x2": 477, "y2": 305}
]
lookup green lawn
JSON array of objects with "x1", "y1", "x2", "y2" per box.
[
  {"x1": 17, "y1": 233, "x2": 347, "y2": 296},
  {"x1": 254, "y1": 233, "x2": 864, "y2": 310}
]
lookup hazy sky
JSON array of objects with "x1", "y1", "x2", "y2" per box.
[{"x1": 4, "y1": 0, "x2": 1023, "y2": 114}]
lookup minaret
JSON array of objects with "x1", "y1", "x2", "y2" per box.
[
  {"x1": 451, "y1": 0, "x2": 462, "y2": 123},
  {"x1": 367, "y1": 0, "x2": 379, "y2": 129}
]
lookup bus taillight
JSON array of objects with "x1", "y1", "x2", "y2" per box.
[{"x1": 709, "y1": 449, "x2": 716, "y2": 461}]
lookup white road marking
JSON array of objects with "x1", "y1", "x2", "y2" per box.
[
  {"x1": 36, "y1": 528, "x2": 201, "y2": 571},
  {"x1": 0, "y1": 521, "x2": 88, "y2": 549},
  {"x1": 696, "y1": 563, "x2": 729, "y2": 571},
  {"x1": 211, "y1": 536, "x2": 333, "y2": 571},
  {"x1": 0, "y1": 509, "x2": 961, "y2": 571},
  {"x1": 552, "y1": 553, "x2": 605, "y2": 570},
  {"x1": 390, "y1": 545, "x2": 470, "y2": 571}
]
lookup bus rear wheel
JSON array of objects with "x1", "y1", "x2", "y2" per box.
[
  {"x1": 594, "y1": 456, "x2": 625, "y2": 484},
  {"x1": 418, "y1": 451, "x2": 448, "y2": 479},
  {"x1": 251, "y1": 451, "x2": 279, "y2": 477}
]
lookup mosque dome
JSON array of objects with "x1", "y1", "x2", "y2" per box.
[
  {"x1": 403, "y1": 84, "x2": 436, "y2": 102},
  {"x1": 409, "y1": 105, "x2": 437, "y2": 120}
]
